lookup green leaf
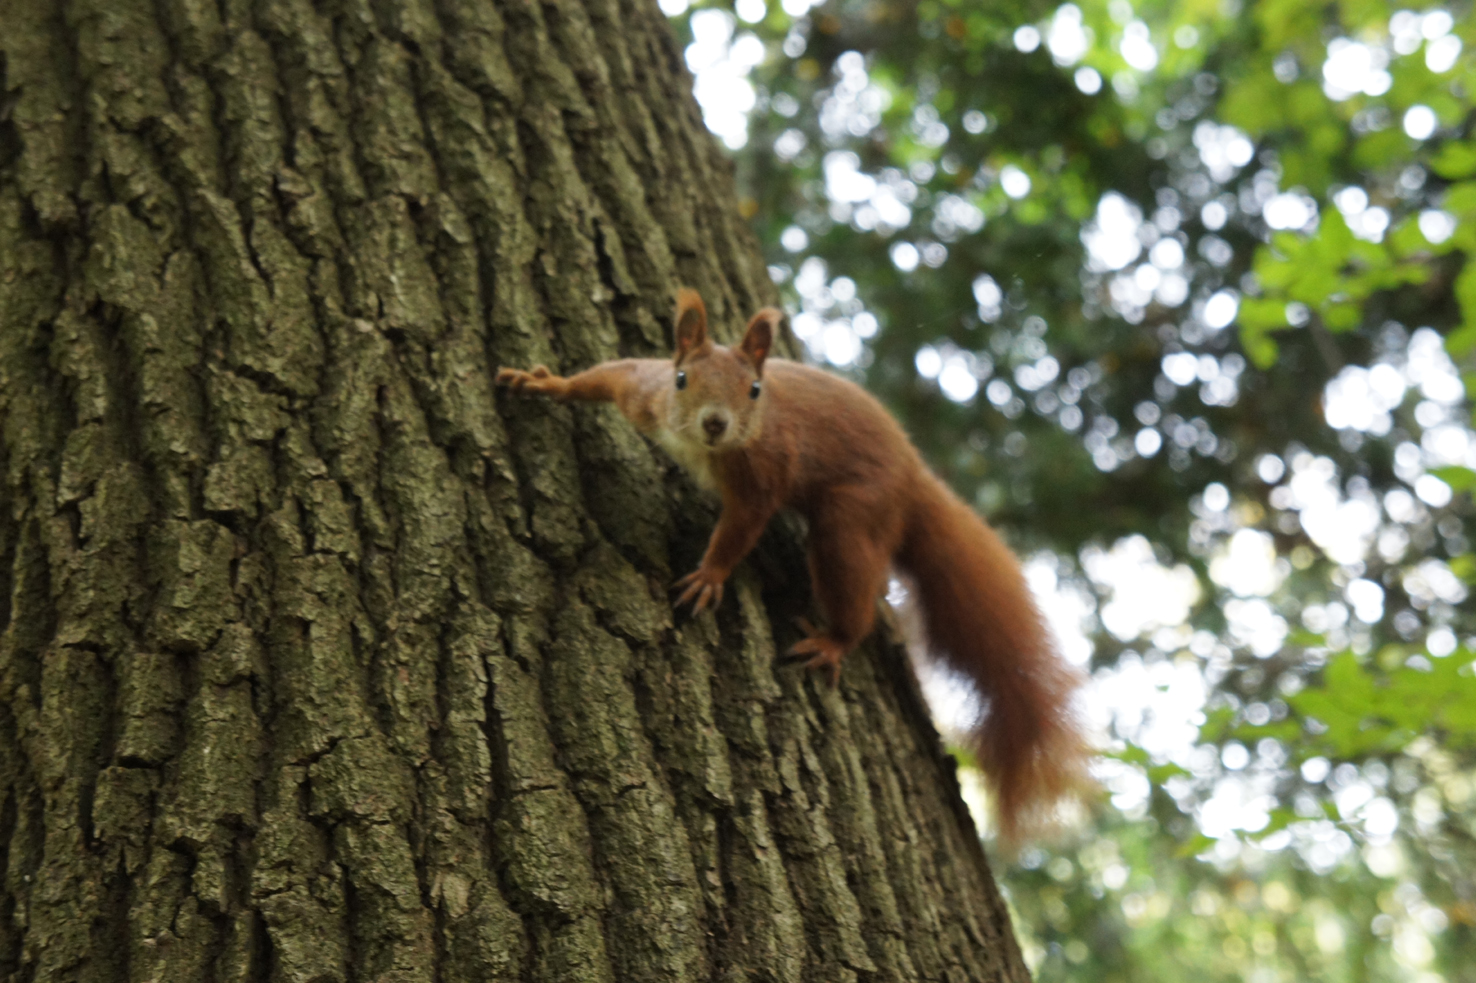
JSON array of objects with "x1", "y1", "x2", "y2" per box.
[
  {"x1": 1176, "y1": 832, "x2": 1216, "y2": 859},
  {"x1": 1104, "y1": 745, "x2": 1152, "y2": 766},
  {"x1": 1238, "y1": 298, "x2": 1290, "y2": 367},
  {"x1": 1431, "y1": 141, "x2": 1476, "y2": 179},
  {"x1": 1232, "y1": 718, "x2": 1303, "y2": 744},
  {"x1": 1290, "y1": 648, "x2": 1476, "y2": 756},
  {"x1": 1198, "y1": 705, "x2": 1238, "y2": 741},
  {"x1": 1255, "y1": 806, "x2": 1300, "y2": 838},
  {"x1": 1148, "y1": 761, "x2": 1191, "y2": 783},
  {"x1": 1287, "y1": 628, "x2": 1329, "y2": 647},
  {"x1": 1444, "y1": 182, "x2": 1476, "y2": 219},
  {"x1": 1432, "y1": 466, "x2": 1476, "y2": 494},
  {"x1": 1389, "y1": 215, "x2": 1432, "y2": 256},
  {"x1": 1450, "y1": 263, "x2": 1476, "y2": 357},
  {"x1": 1321, "y1": 301, "x2": 1360, "y2": 331}
]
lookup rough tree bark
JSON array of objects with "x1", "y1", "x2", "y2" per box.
[{"x1": 0, "y1": 0, "x2": 1031, "y2": 979}]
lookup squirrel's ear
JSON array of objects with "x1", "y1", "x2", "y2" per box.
[
  {"x1": 741, "y1": 308, "x2": 779, "y2": 374},
  {"x1": 673, "y1": 289, "x2": 709, "y2": 362}
]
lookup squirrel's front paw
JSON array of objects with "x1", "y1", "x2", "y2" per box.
[
  {"x1": 674, "y1": 566, "x2": 727, "y2": 613},
  {"x1": 496, "y1": 365, "x2": 567, "y2": 397}
]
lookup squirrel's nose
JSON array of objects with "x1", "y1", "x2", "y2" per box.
[{"x1": 702, "y1": 414, "x2": 728, "y2": 438}]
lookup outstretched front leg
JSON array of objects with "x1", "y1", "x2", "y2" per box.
[
  {"x1": 496, "y1": 364, "x2": 574, "y2": 399},
  {"x1": 496, "y1": 359, "x2": 646, "y2": 403},
  {"x1": 496, "y1": 358, "x2": 672, "y2": 430}
]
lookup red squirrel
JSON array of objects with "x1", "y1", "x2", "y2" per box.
[{"x1": 497, "y1": 289, "x2": 1091, "y2": 841}]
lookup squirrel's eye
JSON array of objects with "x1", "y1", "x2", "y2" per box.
[
  {"x1": 749, "y1": 380, "x2": 762, "y2": 400},
  {"x1": 675, "y1": 371, "x2": 687, "y2": 391}
]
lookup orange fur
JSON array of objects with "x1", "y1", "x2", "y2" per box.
[{"x1": 497, "y1": 290, "x2": 1092, "y2": 842}]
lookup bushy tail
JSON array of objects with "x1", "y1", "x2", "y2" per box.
[{"x1": 898, "y1": 475, "x2": 1092, "y2": 844}]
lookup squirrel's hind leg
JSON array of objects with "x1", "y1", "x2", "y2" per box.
[{"x1": 790, "y1": 497, "x2": 899, "y2": 684}]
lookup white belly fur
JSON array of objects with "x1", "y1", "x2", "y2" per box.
[{"x1": 652, "y1": 427, "x2": 719, "y2": 490}]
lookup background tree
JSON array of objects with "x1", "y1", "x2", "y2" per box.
[
  {"x1": 661, "y1": 0, "x2": 1476, "y2": 979},
  {"x1": 0, "y1": 0, "x2": 1031, "y2": 979}
]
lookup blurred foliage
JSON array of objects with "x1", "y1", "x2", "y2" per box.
[{"x1": 665, "y1": 0, "x2": 1476, "y2": 978}]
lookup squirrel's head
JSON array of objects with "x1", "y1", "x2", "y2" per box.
[{"x1": 665, "y1": 289, "x2": 780, "y2": 452}]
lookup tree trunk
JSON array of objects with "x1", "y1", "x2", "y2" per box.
[{"x1": 0, "y1": 0, "x2": 1029, "y2": 979}]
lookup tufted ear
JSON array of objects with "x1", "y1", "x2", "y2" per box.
[
  {"x1": 741, "y1": 308, "x2": 780, "y2": 375},
  {"x1": 673, "y1": 289, "x2": 710, "y2": 363}
]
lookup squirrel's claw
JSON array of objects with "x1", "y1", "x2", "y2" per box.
[
  {"x1": 674, "y1": 568, "x2": 725, "y2": 612},
  {"x1": 787, "y1": 632, "x2": 845, "y2": 687},
  {"x1": 496, "y1": 365, "x2": 563, "y2": 396}
]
